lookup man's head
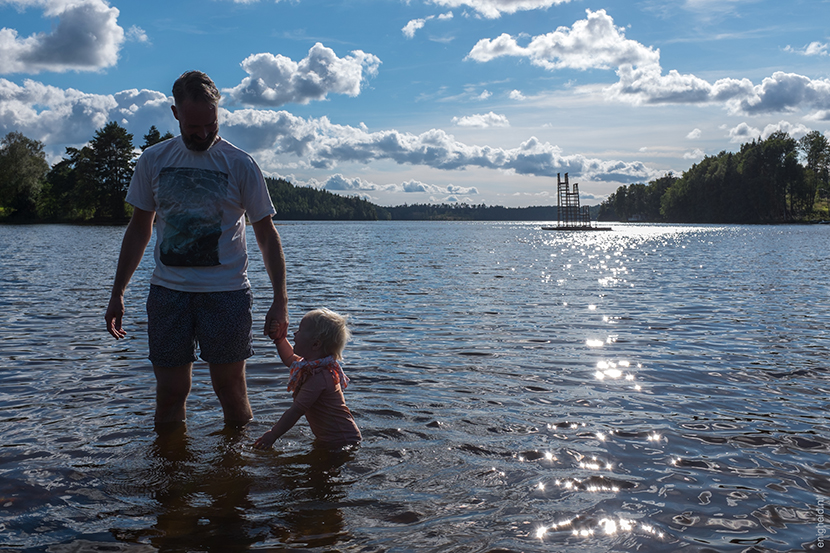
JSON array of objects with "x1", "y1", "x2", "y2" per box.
[{"x1": 171, "y1": 71, "x2": 221, "y2": 151}]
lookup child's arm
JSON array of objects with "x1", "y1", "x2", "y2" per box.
[
  {"x1": 275, "y1": 337, "x2": 300, "y2": 367},
  {"x1": 252, "y1": 403, "x2": 305, "y2": 450}
]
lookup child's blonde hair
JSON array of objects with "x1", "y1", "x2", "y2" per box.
[{"x1": 302, "y1": 308, "x2": 351, "y2": 360}]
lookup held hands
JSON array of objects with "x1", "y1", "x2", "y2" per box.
[
  {"x1": 105, "y1": 295, "x2": 127, "y2": 340},
  {"x1": 264, "y1": 299, "x2": 289, "y2": 342}
]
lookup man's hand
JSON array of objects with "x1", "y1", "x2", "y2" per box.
[
  {"x1": 105, "y1": 294, "x2": 127, "y2": 339},
  {"x1": 264, "y1": 300, "x2": 289, "y2": 341},
  {"x1": 104, "y1": 207, "x2": 154, "y2": 341}
]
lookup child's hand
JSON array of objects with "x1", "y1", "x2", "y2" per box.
[
  {"x1": 264, "y1": 303, "x2": 288, "y2": 341},
  {"x1": 253, "y1": 430, "x2": 278, "y2": 450}
]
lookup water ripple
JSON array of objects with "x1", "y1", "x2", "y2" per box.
[{"x1": 1, "y1": 222, "x2": 829, "y2": 551}]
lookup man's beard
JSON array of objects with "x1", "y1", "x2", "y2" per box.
[{"x1": 181, "y1": 127, "x2": 217, "y2": 151}]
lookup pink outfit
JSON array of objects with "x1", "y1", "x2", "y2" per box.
[{"x1": 288, "y1": 356, "x2": 361, "y2": 447}]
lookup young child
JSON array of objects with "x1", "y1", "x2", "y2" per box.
[{"x1": 253, "y1": 308, "x2": 361, "y2": 450}]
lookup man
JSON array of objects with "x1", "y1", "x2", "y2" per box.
[{"x1": 105, "y1": 70, "x2": 288, "y2": 426}]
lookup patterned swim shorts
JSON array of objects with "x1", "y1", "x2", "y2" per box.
[{"x1": 146, "y1": 284, "x2": 254, "y2": 367}]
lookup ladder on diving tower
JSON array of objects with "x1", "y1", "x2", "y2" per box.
[{"x1": 557, "y1": 173, "x2": 591, "y2": 228}]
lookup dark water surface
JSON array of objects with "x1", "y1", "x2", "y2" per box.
[{"x1": 1, "y1": 221, "x2": 828, "y2": 552}]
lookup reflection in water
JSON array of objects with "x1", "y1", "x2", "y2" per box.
[
  {"x1": 107, "y1": 424, "x2": 260, "y2": 552},
  {"x1": 260, "y1": 446, "x2": 356, "y2": 548},
  {"x1": 150, "y1": 426, "x2": 256, "y2": 552},
  {"x1": 106, "y1": 424, "x2": 356, "y2": 552}
]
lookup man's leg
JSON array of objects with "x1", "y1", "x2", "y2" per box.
[
  {"x1": 209, "y1": 360, "x2": 253, "y2": 424},
  {"x1": 154, "y1": 363, "x2": 192, "y2": 423}
]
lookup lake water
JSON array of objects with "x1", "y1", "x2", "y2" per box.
[{"x1": 1, "y1": 221, "x2": 828, "y2": 552}]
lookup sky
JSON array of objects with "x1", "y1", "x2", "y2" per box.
[{"x1": 1, "y1": 0, "x2": 829, "y2": 207}]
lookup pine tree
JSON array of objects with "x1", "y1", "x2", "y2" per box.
[
  {"x1": 141, "y1": 125, "x2": 174, "y2": 151},
  {"x1": 0, "y1": 132, "x2": 49, "y2": 218},
  {"x1": 90, "y1": 122, "x2": 136, "y2": 220}
]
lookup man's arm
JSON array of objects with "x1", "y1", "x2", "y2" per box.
[
  {"x1": 251, "y1": 215, "x2": 289, "y2": 341},
  {"x1": 105, "y1": 207, "x2": 155, "y2": 339}
]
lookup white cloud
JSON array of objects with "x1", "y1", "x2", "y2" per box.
[
  {"x1": 401, "y1": 179, "x2": 478, "y2": 195},
  {"x1": 806, "y1": 110, "x2": 830, "y2": 122},
  {"x1": 477, "y1": 89, "x2": 492, "y2": 100},
  {"x1": 509, "y1": 89, "x2": 525, "y2": 100},
  {"x1": 726, "y1": 72, "x2": 830, "y2": 116},
  {"x1": 452, "y1": 111, "x2": 509, "y2": 127},
  {"x1": 728, "y1": 120, "x2": 811, "y2": 143},
  {"x1": 608, "y1": 64, "x2": 736, "y2": 106},
  {"x1": 686, "y1": 128, "x2": 701, "y2": 139},
  {"x1": 219, "y1": 108, "x2": 655, "y2": 182},
  {"x1": 0, "y1": 77, "x2": 172, "y2": 148},
  {"x1": 0, "y1": 78, "x2": 113, "y2": 144},
  {"x1": 467, "y1": 9, "x2": 659, "y2": 70},
  {"x1": 222, "y1": 43, "x2": 381, "y2": 107},
  {"x1": 610, "y1": 66, "x2": 830, "y2": 119},
  {"x1": 1, "y1": 75, "x2": 657, "y2": 183},
  {"x1": 468, "y1": 9, "x2": 830, "y2": 118},
  {"x1": 428, "y1": 0, "x2": 572, "y2": 19},
  {"x1": 0, "y1": 0, "x2": 125, "y2": 73},
  {"x1": 760, "y1": 120, "x2": 811, "y2": 140},
  {"x1": 728, "y1": 122, "x2": 760, "y2": 143},
  {"x1": 683, "y1": 148, "x2": 704, "y2": 160},
  {"x1": 323, "y1": 173, "x2": 389, "y2": 191},
  {"x1": 402, "y1": 18, "x2": 429, "y2": 39},
  {"x1": 785, "y1": 42, "x2": 829, "y2": 56},
  {"x1": 610, "y1": 59, "x2": 830, "y2": 118},
  {"x1": 402, "y1": 12, "x2": 453, "y2": 38},
  {"x1": 319, "y1": 173, "x2": 478, "y2": 196},
  {"x1": 805, "y1": 42, "x2": 829, "y2": 56},
  {"x1": 126, "y1": 25, "x2": 149, "y2": 44}
]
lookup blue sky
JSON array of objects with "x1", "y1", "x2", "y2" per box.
[{"x1": 1, "y1": 0, "x2": 829, "y2": 207}]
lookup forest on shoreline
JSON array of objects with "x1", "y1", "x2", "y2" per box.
[
  {"x1": 1, "y1": 123, "x2": 828, "y2": 224},
  {"x1": 597, "y1": 131, "x2": 830, "y2": 224}
]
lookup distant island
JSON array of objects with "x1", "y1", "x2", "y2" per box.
[{"x1": 1, "y1": 124, "x2": 827, "y2": 224}]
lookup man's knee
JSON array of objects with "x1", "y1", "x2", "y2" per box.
[
  {"x1": 153, "y1": 364, "x2": 191, "y2": 423},
  {"x1": 154, "y1": 364, "x2": 192, "y2": 401},
  {"x1": 209, "y1": 361, "x2": 252, "y2": 421},
  {"x1": 209, "y1": 360, "x2": 246, "y2": 383},
  {"x1": 209, "y1": 361, "x2": 248, "y2": 399}
]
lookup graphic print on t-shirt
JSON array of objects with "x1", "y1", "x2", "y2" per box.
[{"x1": 158, "y1": 167, "x2": 228, "y2": 267}]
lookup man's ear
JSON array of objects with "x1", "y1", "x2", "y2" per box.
[{"x1": 171, "y1": 105, "x2": 179, "y2": 121}]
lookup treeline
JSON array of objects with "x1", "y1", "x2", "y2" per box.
[
  {"x1": 598, "y1": 131, "x2": 830, "y2": 223},
  {"x1": 389, "y1": 203, "x2": 569, "y2": 221},
  {"x1": 0, "y1": 124, "x2": 172, "y2": 222},
  {"x1": 9, "y1": 124, "x2": 826, "y2": 226},
  {"x1": 266, "y1": 177, "x2": 390, "y2": 220}
]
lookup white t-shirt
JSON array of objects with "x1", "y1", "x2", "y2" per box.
[{"x1": 126, "y1": 136, "x2": 276, "y2": 293}]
